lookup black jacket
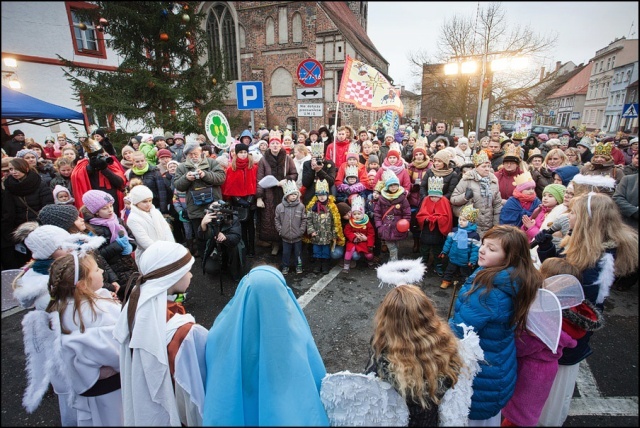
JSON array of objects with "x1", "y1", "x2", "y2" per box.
[{"x1": 301, "y1": 159, "x2": 337, "y2": 206}]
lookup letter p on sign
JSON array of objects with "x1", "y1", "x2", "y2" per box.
[{"x1": 236, "y1": 81, "x2": 265, "y2": 111}]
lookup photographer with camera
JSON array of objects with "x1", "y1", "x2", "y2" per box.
[
  {"x1": 199, "y1": 201, "x2": 244, "y2": 282},
  {"x1": 71, "y1": 136, "x2": 126, "y2": 215},
  {"x1": 301, "y1": 141, "x2": 337, "y2": 206}
]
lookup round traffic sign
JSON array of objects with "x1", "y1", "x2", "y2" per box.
[{"x1": 296, "y1": 58, "x2": 323, "y2": 88}]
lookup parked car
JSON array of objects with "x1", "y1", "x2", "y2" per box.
[
  {"x1": 488, "y1": 120, "x2": 516, "y2": 134},
  {"x1": 530, "y1": 125, "x2": 567, "y2": 136}
]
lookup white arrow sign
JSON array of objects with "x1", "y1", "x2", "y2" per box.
[{"x1": 297, "y1": 87, "x2": 323, "y2": 100}]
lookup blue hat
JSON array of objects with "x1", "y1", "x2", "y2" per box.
[{"x1": 553, "y1": 165, "x2": 580, "y2": 186}]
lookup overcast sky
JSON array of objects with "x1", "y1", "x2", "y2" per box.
[{"x1": 368, "y1": 2, "x2": 639, "y2": 90}]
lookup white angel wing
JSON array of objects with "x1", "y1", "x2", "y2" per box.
[
  {"x1": 439, "y1": 324, "x2": 484, "y2": 427},
  {"x1": 526, "y1": 288, "x2": 563, "y2": 354},
  {"x1": 258, "y1": 175, "x2": 280, "y2": 188},
  {"x1": 320, "y1": 371, "x2": 409, "y2": 426}
]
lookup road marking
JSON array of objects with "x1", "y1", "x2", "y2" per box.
[
  {"x1": 577, "y1": 360, "x2": 601, "y2": 398},
  {"x1": 297, "y1": 265, "x2": 341, "y2": 309},
  {"x1": 1, "y1": 306, "x2": 26, "y2": 319}
]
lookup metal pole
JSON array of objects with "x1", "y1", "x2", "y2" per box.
[
  {"x1": 475, "y1": 53, "x2": 486, "y2": 138},
  {"x1": 332, "y1": 101, "x2": 340, "y2": 164},
  {"x1": 250, "y1": 110, "x2": 255, "y2": 135}
]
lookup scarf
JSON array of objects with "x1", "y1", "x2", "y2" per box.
[
  {"x1": 313, "y1": 199, "x2": 328, "y2": 214},
  {"x1": 513, "y1": 189, "x2": 537, "y2": 207},
  {"x1": 453, "y1": 228, "x2": 469, "y2": 250},
  {"x1": 32, "y1": 258, "x2": 55, "y2": 275},
  {"x1": 4, "y1": 170, "x2": 42, "y2": 196},
  {"x1": 121, "y1": 159, "x2": 133, "y2": 170},
  {"x1": 411, "y1": 158, "x2": 431, "y2": 170},
  {"x1": 381, "y1": 186, "x2": 404, "y2": 200},
  {"x1": 531, "y1": 204, "x2": 552, "y2": 220},
  {"x1": 90, "y1": 212, "x2": 125, "y2": 243},
  {"x1": 381, "y1": 161, "x2": 405, "y2": 176},
  {"x1": 235, "y1": 157, "x2": 249, "y2": 170},
  {"x1": 132, "y1": 163, "x2": 150, "y2": 176},
  {"x1": 479, "y1": 175, "x2": 493, "y2": 199},
  {"x1": 431, "y1": 166, "x2": 453, "y2": 177},
  {"x1": 416, "y1": 197, "x2": 453, "y2": 234},
  {"x1": 546, "y1": 165, "x2": 559, "y2": 172},
  {"x1": 350, "y1": 215, "x2": 369, "y2": 228}
]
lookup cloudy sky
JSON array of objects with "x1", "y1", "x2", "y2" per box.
[{"x1": 368, "y1": 2, "x2": 639, "y2": 90}]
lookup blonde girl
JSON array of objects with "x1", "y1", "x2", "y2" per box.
[
  {"x1": 50, "y1": 156, "x2": 74, "y2": 193},
  {"x1": 449, "y1": 225, "x2": 542, "y2": 425},
  {"x1": 367, "y1": 284, "x2": 463, "y2": 426}
]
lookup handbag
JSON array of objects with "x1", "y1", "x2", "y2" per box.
[{"x1": 190, "y1": 186, "x2": 214, "y2": 205}]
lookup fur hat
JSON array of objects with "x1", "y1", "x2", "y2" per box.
[
  {"x1": 25, "y1": 225, "x2": 73, "y2": 260},
  {"x1": 82, "y1": 189, "x2": 115, "y2": 214},
  {"x1": 543, "y1": 184, "x2": 566, "y2": 204},
  {"x1": 235, "y1": 142, "x2": 249, "y2": 154},
  {"x1": 52, "y1": 185, "x2": 73, "y2": 203},
  {"x1": 173, "y1": 133, "x2": 184, "y2": 141},
  {"x1": 129, "y1": 185, "x2": 154, "y2": 205},
  {"x1": 157, "y1": 148, "x2": 173, "y2": 159},
  {"x1": 37, "y1": 204, "x2": 79, "y2": 232}
]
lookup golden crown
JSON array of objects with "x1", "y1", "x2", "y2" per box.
[
  {"x1": 351, "y1": 195, "x2": 365, "y2": 213},
  {"x1": 503, "y1": 143, "x2": 520, "y2": 160},
  {"x1": 374, "y1": 180, "x2": 386, "y2": 192},
  {"x1": 460, "y1": 205, "x2": 479, "y2": 222},
  {"x1": 528, "y1": 147, "x2": 543, "y2": 159},
  {"x1": 593, "y1": 142, "x2": 613, "y2": 157},
  {"x1": 283, "y1": 130, "x2": 293, "y2": 141},
  {"x1": 315, "y1": 179, "x2": 330, "y2": 195},
  {"x1": 513, "y1": 170, "x2": 534, "y2": 187},
  {"x1": 491, "y1": 122, "x2": 501, "y2": 132},
  {"x1": 577, "y1": 124, "x2": 587, "y2": 133},
  {"x1": 473, "y1": 149, "x2": 490, "y2": 166},
  {"x1": 269, "y1": 129, "x2": 281, "y2": 142},
  {"x1": 311, "y1": 141, "x2": 324, "y2": 157},
  {"x1": 512, "y1": 131, "x2": 527, "y2": 140},
  {"x1": 345, "y1": 165, "x2": 359, "y2": 178}
]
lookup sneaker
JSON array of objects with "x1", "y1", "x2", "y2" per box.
[
  {"x1": 296, "y1": 265, "x2": 303, "y2": 274},
  {"x1": 341, "y1": 268, "x2": 350, "y2": 274},
  {"x1": 281, "y1": 266, "x2": 289, "y2": 275},
  {"x1": 435, "y1": 264, "x2": 444, "y2": 277},
  {"x1": 321, "y1": 261, "x2": 331, "y2": 274}
]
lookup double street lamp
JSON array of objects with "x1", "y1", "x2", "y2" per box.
[{"x1": 444, "y1": 53, "x2": 528, "y2": 136}]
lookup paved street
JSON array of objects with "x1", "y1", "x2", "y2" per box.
[{"x1": 1, "y1": 240, "x2": 638, "y2": 426}]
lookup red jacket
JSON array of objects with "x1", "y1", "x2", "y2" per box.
[
  {"x1": 325, "y1": 139, "x2": 351, "y2": 166},
  {"x1": 222, "y1": 163, "x2": 257, "y2": 198},
  {"x1": 344, "y1": 218, "x2": 375, "y2": 253}
]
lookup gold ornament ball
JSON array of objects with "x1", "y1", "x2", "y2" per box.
[
  {"x1": 77, "y1": 22, "x2": 87, "y2": 30},
  {"x1": 182, "y1": 14, "x2": 190, "y2": 23},
  {"x1": 185, "y1": 31, "x2": 191, "y2": 37},
  {"x1": 212, "y1": 78, "x2": 217, "y2": 85}
]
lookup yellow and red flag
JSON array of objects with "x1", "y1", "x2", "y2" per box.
[{"x1": 337, "y1": 55, "x2": 403, "y2": 116}]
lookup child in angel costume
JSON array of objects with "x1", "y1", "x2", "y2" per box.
[
  {"x1": 114, "y1": 241, "x2": 209, "y2": 426},
  {"x1": 319, "y1": 258, "x2": 484, "y2": 427}
]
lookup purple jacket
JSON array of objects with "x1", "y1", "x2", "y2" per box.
[
  {"x1": 501, "y1": 330, "x2": 577, "y2": 426},
  {"x1": 373, "y1": 192, "x2": 411, "y2": 241}
]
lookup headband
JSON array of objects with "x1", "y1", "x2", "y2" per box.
[
  {"x1": 587, "y1": 191, "x2": 595, "y2": 218},
  {"x1": 124, "y1": 251, "x2": 192, "y2": 298},
  {"x1": 72, "y1": 252, "x2": 80, "y2": 286}
]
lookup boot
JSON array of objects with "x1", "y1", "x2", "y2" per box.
[
  {"x1": 341, "y1": 261, "x2": 350, "y2": 274},
  {"x1": 412, "y1": 237, "x2": 420, "y2": 253},
  {"x1": 322, "y1": 259, "x2": 331, "y2": 274},
  {"x1": 435, "y1": 263, "x2": 444, "y2": 277},
  {"x1": 440, "y1": 280, "x2": 452, "y2": 289},
  {"x1": 313, "y1": 260, "x2": 322, "y2": 274},
  {"x1": 381, "y1": 241, "x2": 389, "y2": 253},
  {"x1": 189, "y1": 239, "x2": 199, "y2": 258}
]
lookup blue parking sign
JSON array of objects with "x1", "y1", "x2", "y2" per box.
[{"x1": 236, "y1": 81, "x2": 264, "y2": 110}]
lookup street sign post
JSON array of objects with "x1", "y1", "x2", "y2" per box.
[
  {"x1": 297, "y1": 103, "x2": 324, "y2": 117},
  {"x1": 296, "y1": 58, "x2": 323, "y2": 87},
  {"x1": 236, "y1": 81, "x2": 264, "y2": 133},
  {"x1": 622, "y1": 103, "x2": 638, "y2": 118},
  {"x1": 296, "y1": 87, "x2": 323, "y2": 100}
]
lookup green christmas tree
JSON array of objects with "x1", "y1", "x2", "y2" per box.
[{"x1": 60, "y1": 1, "x2": 229, "y2": 136}]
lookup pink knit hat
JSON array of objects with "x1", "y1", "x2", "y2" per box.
[{"x1": 82, "y1": 189, "x2": 115, "y2": 214}]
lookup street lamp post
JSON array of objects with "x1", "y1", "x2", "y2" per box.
[{"x1": 474, "y1": 54, "x2": 487, "y2": 137}]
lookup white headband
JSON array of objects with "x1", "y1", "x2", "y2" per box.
[
  {"x1": 587, "y1": 191, "x2": 595, "y2": 218},
  {"x1": 72, "y1": 251, "x2": 80, "y2": 286}
]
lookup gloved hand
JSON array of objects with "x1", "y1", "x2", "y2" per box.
[
  {"x1": 464, "y1": 188, "x2": 474, "y2": 201},
  {"x1": 532, "y1": 230, "x2": 554, "y2": 250},
  {"x1": 468, "y1": 262, "x2": 475, "y2": 270},
  {"x1": 236, "y1": 198, "x2": 250, "y2": 208},
  {"x1": 179, "y1": 210, "x2": 189, "y2": 222},
  {"x1": 116, "y1": 236, "x2": 133, "y2": 255},
  {"x1": 256, "y1": 198, "x2": 265, "y2": 208},
  {"x1": 438, "y1": 253, "x2": 446, "y2": 259}
]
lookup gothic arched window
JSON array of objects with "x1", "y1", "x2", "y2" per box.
[{"x1": 206, "y1": 3, "x2": 238, "y2": 80}]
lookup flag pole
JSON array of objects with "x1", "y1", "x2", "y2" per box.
[{"x1": 332, "y1": 101, "x2": 340, "y2": 164}]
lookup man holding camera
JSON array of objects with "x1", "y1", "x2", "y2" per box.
[
  {"x1": 301, "y1": 141, "x2": 337, "y2": 206},
  {"x1": 71, "y1": 136, "x2": 126, "y2": 214},
  {"x1": 199, "y1": 201, "x2": 244, "y2": 282}
]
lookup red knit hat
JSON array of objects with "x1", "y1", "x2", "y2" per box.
[
  {"x1": 387, "y1": 149, "x2": 401, "y2": 159},
  {"x1": 157, "y1": 149, "x2": 173, "y2": 159}
]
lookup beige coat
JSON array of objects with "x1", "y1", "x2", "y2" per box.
[{"x1": 450, "y1": 169, "x2": 502, "y2": 237}]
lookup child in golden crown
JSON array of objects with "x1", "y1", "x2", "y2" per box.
[
  {"x1": 341, "y1": 195, "x2": 376, "y2": 274},
  {"x1": 373, "y1": 170, "x2": 412, "y2": 262}
]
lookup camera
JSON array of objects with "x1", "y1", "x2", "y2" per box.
[
  {"x1": 205, "y1": 201, "x2": 236, "y2": 227},
  {"x1": 315, "y1": 157, "x2": 324, "y2": 167}
]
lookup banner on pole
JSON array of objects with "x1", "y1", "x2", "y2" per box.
[{"x1": 337, "y1": 55, "x2": 403, "y2": 116}]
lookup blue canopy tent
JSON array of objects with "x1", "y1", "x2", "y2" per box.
[{"x1": 1, "y1": 85, "x2": 85, "y2": 127}]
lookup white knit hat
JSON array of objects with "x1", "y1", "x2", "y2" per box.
[
  {"x1": 24, "y1": 225, "x2": 72, "y2": 260},
  {"x1": 128, "y1": 185, "x2": 154, "y2": 205}
]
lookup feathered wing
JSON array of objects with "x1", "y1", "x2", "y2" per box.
[
  {"x1": 438, "y1": 324, "x2": 484, "y2": 427},
  {"x1": 21, "y1": 311, "x2": 73, "y2": 413},
  {"x1": 320, "y1": 371, "x2": 409, "y2": 426}
]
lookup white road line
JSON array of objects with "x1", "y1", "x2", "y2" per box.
[
  {"x1": 569, "y1": 397, "x2": 639, "y2": 417},
  {"x1": 577, "y1": 360, "x2": 601, "y2": 398},
  {"x1": 1, "y1": 306, "x2": 26, "y2": 319},
  {"x1": 297, "y1": 265, "x2": 341, "y2": 309}
]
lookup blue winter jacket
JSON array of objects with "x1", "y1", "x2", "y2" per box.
[
  {"x1": 442, "y1": 223, "x2": 480, "y2": 266},
  {"x1": 449, "y1": 267, "x2": 519, "y2": 420},
  {"x1": 499, "y1": 196, "x2": 541, "y2": 227}
]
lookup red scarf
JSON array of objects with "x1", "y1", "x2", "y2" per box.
[
  {"x1": 513, "y1": 189, "x2": 537, "y2": 210},
  {"x1": 416, "y1": 197, "x2": 453, "y2": 234},
  {"x1": 235, "y1": 157, "x2": 249, "y2": 169}
]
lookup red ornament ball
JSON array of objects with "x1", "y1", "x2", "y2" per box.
[
  {"x1": 160, "y1": 33, "x2": 169, "y2": 41},
  {"x1": 396, "y1": 219, "x2": 410, "y2": 233}
]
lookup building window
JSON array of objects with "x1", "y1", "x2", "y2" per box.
[
  {"x1": 65, "y1": 2, "x2": 106, "y2": 59},
  {"x1": 292, "y1": 12, "x2": 302, "y2": 43},
  {"x1": 286, "y1": 117, "x2": 298, "y2": 132},
  {"x1": 278, "y1": 7, "x2": 288, "y2": 44},
  {"x1": 271, "y1": 67, "x2": 293, "y2": 96},
  {"x1": 266, "y1": 17, "x2": 275, "y2": 45},
  {"x1": 206, "y1": 4, "x2": 238, "y2": 81},
  {"x1": 239, "y1": 25, "x2": 246, "y2": 49}
]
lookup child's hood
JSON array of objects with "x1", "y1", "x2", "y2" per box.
[{"x1": 459, "y1": 222, "x2": 478, "y2": 232}]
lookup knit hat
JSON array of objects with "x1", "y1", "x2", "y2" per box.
[
  {"x1": 457, "y1": 137, "x2": 469, "y2": 146},
  {"x1": 52, "y1": 184, "x2": 72, "y2": 201},
  {"x1": 164, "y1": 131, "x2": 174, "y2": 140},
  {"x1": 553, "y1": 165, "x2": 580, "y2": 187},
  {"x1": 82, "y1": 189, "x2": 115, "y2": 214},
  {"x1": 129, "y1": 185, "x2": 154, "y2": 205},
  {"x1": 543, "y1": 184, "x2": 566, "y2": 204},
  {"x1": 122, "y1": 145, "x2": 135, "y2": 156},
  {"x1": 346, "y1": 151, "x2": 359, "y2": 161},
  {"x1": 12, "y1": 129, "x2": 25, "y2": 137},
  {"x1": 337, "y1": 202, "x2": 351, "y2": 219},
  {"x1": 173, "y1": 133, "x2": 184, "y2": 141},
  {"x1": 16, "y1": 149, "x2": 39, "y2": 160},
  {"x1": 167, "y1": 160, "x2": 179, "y2": 169},
  {"x1": 25, "y1": 225, "x2": 72, "y2": 260},
  {"x1": 183, "y1": 140, "x2": 200, "y2": 156},
  {"x1": 367, "y1": 169, "x2": 377, "y2": 179},
  {"x1": 384, "y1": 132, "x2": 395, "y2": 140},
  {"x1": 386, "y1": 149, "x2": 401, "y2": 159},
  {"x1": 235, "y1": 142, "x2": 249, "y2": 154},
  {"x1": 433, "y1": 150, "x2": 451, "y2": 166},
  {"x1": 537, "y1": 133, "x2": 549, "y2": 142},
  {"x1": 92, "y1": 128, "x2": 107, "y2": 138},
  {"x1": 309, "y1": 130, "x2": 319, "y2": 137},
  {"x1": 368, "y1": 154, "x2": 379, "y2": 164},
  {"x1": 157, "y1": 148, "x2": 173, "y2": 159},
  {"x1": 37, "y1": 204, "x2": 80, "y2": 232}
]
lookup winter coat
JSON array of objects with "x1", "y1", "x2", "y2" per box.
[
  {"x1": 579, "y1": 161, "x2": 625, "y2": 195},
  {"x1": 449, "y1": 267, "x2": 520, "y2": 420},
  {"x1": 306, "y1": 201, "x2": 339, "y2": 245},
  {"x1": 169, "y1": 143, "x2": 184, "y2": 163},
  {"x1": 3, "y1": 170, "x2": 54, "y2": 231},
  {"x1": 138, "y1": 141, "x2": 158, "y2": 166},
  {"x1": 442, "y1": 223, "x2": 480, "y2": 266},
  {"x1": 499, "y1": 196, "x2": 541, "y2": 227},
  {"x1": 406, "y1": 164, "x2": 430, "y2": 207},
  {"x1": 126, "y1": 207, "x2": 175, "y2": 260},
  {"x1": 301, "y1": 159, "x2": 337, "y2": 206},
  {"x1": 256, "y1": 150, "x2": 298, "y2": 242},
  {"x1": 325, "y1": 139, "x2": 351, "y2": 167},
  {"x1": 344, "y1": 219, "x2": 375, "y2": 253},
  {"x1": 173, "y1": 156, "x2": 226, "y2": 220},
  {"x1": 530, "y1": 167, "x2": 554, "y2": 199},
  {"x1": 501, "y1": 330, "x2": 577, "y2": 426},
  {"x1": 37, "y1": 162, "x2": 56, "y2": 188},
  {"x1": 335, "y1": 181, "x2": 366, "y2": 203},
  {"x1": 450, "y1": 170, "x2": 502, "y2": 237},
  {"x1": 3, "y1": 138, "x2": 25, "y2": 157},
  {"x1": 335, "y1": 163, "x2": 368, "y2": 187},
  {"x1": 490, "y1": 151, "x2": 505, "y2": 170},
  {"x1": 275, "y1": 198, "x2": 307, "y2": 243},
  {"x1": 373, "y1": 192, "x2": 411, "y2": 241},
  {"x1": 419, "y1": 168, "x2": 460, "y2": 201},
  {"x1": 455, "y1": 146, "x2": 473, "y2": 165},
  {"x1": 613, "y1": 173, "x2": 639, "y2": 227},
  {"x1": 49, "y1": 173, "x2": 73, "y2": 195},
  {"x1": 127, "y1": 165, "x2": 169, "y2": 213}
]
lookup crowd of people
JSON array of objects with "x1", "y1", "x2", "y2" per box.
[{"x1": 2, "y1": 119, "x2": 638, "y2": 426}]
